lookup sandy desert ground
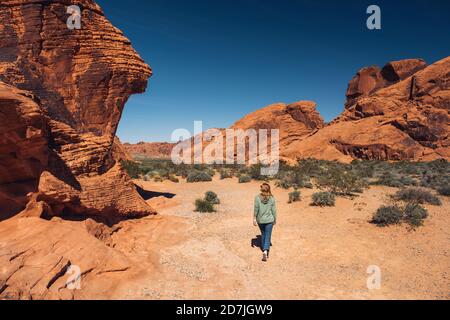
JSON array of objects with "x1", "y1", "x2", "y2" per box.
[{"x1": 102, "y1": 177, "x2": 450, "y2": 300}]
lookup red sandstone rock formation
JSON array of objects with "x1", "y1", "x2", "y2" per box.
[
  {"x1": 345, "y1": 58, "x2": 427, "y2": 108},
  {"x1": 0, "y1": 0, "x2": 155, "y2": 219},
  {"x1": 113, "y1": 137, "x2": 134, "y2": 162},
  {"x1": 232, "y1": 101, "x2": 325, "y2": 146},
  {"x1": 123, "y1": 142, "x2": 176, "y2": 159},
  {"x1": 139, "y1": 101, "x2": 325, "y2": 164},
  {"x1": 0, "y1": 82, "x2": 49, "y2": 220},
  {"x1": 285, "y1": 57, "x2": 449, "y2": 162}
]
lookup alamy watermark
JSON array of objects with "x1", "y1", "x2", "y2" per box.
[
  {"x1": 367, "y1": 265, "x2": 382, "y2": 290},
  {"x1": 67, "y1": 5, "x2": 81, "y2": 30},
  {"x1": 367, "y1": 5, "x2": 381, "y2": 30},
  {"x1": 170, "y1": 121, "x2": 280, "y2": 175},
  {"x1": 66, "y1": 265, "x2": 82, "y2": 290}
]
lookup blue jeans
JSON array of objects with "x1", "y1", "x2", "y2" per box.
[{"x1": 258, "y1": 223, "x2": 274, "y2": 252}]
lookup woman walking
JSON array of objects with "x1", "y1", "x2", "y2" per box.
[{"x1": 253, "y1": 183, "x2": 277, "y2": 262}]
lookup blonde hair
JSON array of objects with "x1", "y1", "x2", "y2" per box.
[{"x1": 260, "y1": 183, "x2": 272, "y2": 202}]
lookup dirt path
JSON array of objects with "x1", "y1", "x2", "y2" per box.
[{"x1": 110, "y1": 177, "x2": 450, "y2": 300}]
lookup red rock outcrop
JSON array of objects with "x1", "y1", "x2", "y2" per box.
[
  {"x1": 285, "y1": 57, "x2": 449, "y2": 162},
  {"x1": 123, "y1": 142, "x2": 176, "y2": 159},
  {"x1": 112, "y1": 137, "x2": 133, "y2": 162},
  {"x1": 345, "y1": 58, "x2": 427, "y2": 108},
  {"x1": 164, "y1": 101, "x2": 325, "y2": 164},
  {"x1": 232, "y1": 101, "x2": 325, "y2": 146},
  {"x1": 0, "y1": 82, "x2": 49, "y2": 220},
  {"x1": 0, "y1": 0, "x2": 155, "y2": 219}
]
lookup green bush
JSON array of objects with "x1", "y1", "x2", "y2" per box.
[
  {"x1": 437, "y1": 185, "x2": 450, "y2": 197},
  {"x1": 371, "y1": 206, "x2": 403, "y2": 227},
  {"x1": 316, "y1": 167, "x2": 366, "y2": 196},
  {"x1": 276, "y1": 177, "x2": 292, "y2": 189},
  {"x1": 395, "y1": 188, "x2": 441, "y2": 206},
  {"x1": 187, "y1": 171, "x2": 213, "y2": 183},
  {"x1": 302, "y1": 181, "x2": 314, "y2": 189},
  {"x1": 399, "y1": 176, "x2": 418, "y2": 186},
  {"x1": 404, "y1": 203, "x2": 428, "y2": 227},
  {"x1": 194, "y1": 199, "x2": 216, "y2": 213},
  {"x1": 275, "y1": 170, "x2": 312, "y2": 190},
  {"x1": 219, "y1": 169, "x2": 234, "y2": 180},
  {"x1": 248, "y1": 164, "x2": 271, "y2": 181},
  {"x1": 205, "y1": 191, "x2": 220, "y2": 205},
  {"x1": 372, "y1": 171, "x2": 403, "y2": 188},
  {"x1": 311, "y1": 192, "x2": 335, "y2": 207},
  {"x1": 121, "y1": 160, "x2": 142, "y2": 179},
  {"x1": 288, "y1": 190, "x2": 301, "y2": 204},
  {"x1": 168, "y1": 174, "x2": 180, "y2": 183},
  {"x1": 420, "y1": 173, "x2": 450, "y2": 190},
  {"x1": 239, "y1": 174, "x2": 252, "y2": 184}
]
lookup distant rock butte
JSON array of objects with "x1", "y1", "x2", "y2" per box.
[
  {"x1": 123, "y1": 142, "x2": 176, "y2": 159},
  {"x1": 128, "y1": 57, "x2": 449, "y2": 163},
  {"x1": 124, "y1": 101, "x2": 325, "y2": 162},
  {"x1": 0, "y1": 0, "x2": 156, "y2": 220}
]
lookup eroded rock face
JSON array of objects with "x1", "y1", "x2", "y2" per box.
[
  {"x1": 231, "y1": 101, "x2": 325, "y2": 159},
  {"x1": 0, "y1": 82, "x2": 49, "y2": 219},
  {"x1": 286, "y1": 57, "x2": 449, "y2": 162},
  {"x1": 0, "y1": 0, "x2": 155, "y2": 218},
  {"x1": 123, "y1": 142, "x2": 176, "y2": 159},
  {"x1": 345, "y1": 58, "x2": 427, "y2": 108}
]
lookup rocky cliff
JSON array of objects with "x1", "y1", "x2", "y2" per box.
[
  {"x1": 284, "y1": 57, "x2": 449, "y2": 162},
  {"x1": 0, "y1": 0, "x2": 156, "y2": 219},
  {"x1": 123, "y1": 142, "x2": 176, "y2": 159}
]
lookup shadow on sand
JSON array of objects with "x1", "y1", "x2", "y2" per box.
[
  {"x1": 251, "y1": 235, "x2": 262, "y2": 251},
  {"x1": 134, "y1": 184, "x2": 176, "y2": 201}
]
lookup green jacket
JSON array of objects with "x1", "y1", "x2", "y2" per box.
[{"x1": 254, "y1": 195, "x2": 277, "y2": 225}]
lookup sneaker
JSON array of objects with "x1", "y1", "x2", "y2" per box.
[{"x1": 262, "y1": 252, "x2": 268, "y2": 262}]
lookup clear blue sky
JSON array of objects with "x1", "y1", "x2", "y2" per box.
[{"x1": 95, "y1": 0, "x2": 450, "y2": 143}]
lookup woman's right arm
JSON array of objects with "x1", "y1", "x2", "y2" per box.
[{"x1": 253, "y1": 197, "x2": 259, "y2": 226}]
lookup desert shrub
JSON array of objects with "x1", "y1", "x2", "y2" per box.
[
  {"x1": 219, "y1": 169, "x2": 234, "y2": 180},
  {"x1": 205, "y1": 191, "x2": 220, "y2": 205},
  {"x1": 350, "y1": 160, "x2": 376, "y2": 178},
  {"x1": 239, "y1": 174, "x2": 252, "y2": 184},
  {"x1": 168, "y1": 174, "x2": 180, "y2": 183},
  {"x1": 311, "y1": 192, "x2": 335, "y2": 207},
  {"x1": 238, "y1": 167, "x2": 251, "y2": 176},
  {"x1": 420, "y1": 173, "x2": 450, "y2": 190},
  {"x1": 372, "y1": 171, "x2": 403, "y2": 188},
  {"x1": 121, "y1": 160, "x2": 142, "y2": 179},
  {"x1": 276, "y1": 176, "x2": 292, "y2": 189},
  {"x1": 194, "y1": 199, "x2": 216, "y2": 213},
  {"x1": 437, "y1": 185, "x2": 450, "y2": 197},
  {"x1": 301, "y1": 181, "x2": 314, "y2": 189},
  {"x1": 399, "y1": 176, "x2": 418, "y2": 186},
  {"x1": 316, "y1": 166, "x2": 367, "y2": 196},
  {"x1": 249, "y1": 164, "x2": 269, "y2": 181},
  {"x1": 395, "y1": 188, "x2": 441, "y2": 206},
  {"x1": 153, "y1": 175, "x2": 164, "y2": 182},
  {"x1": 187, "y1": 171, "x2": 213, "y2": 183},
  {"x1": 288, "y1": 190, "x2": 301, "y2": 204},
  {"x1": 371, "y1": 206, "x2": 403, "y2": 227},
  {"x1": 275, "y1": 170, "x2": 312, "y2": 190},
  {"x1": 404, "y1": 203, "x2": 428, "y2": 227},
  {"x1": 296, "y1": 159, "x2": 325, "y2": 177}
]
